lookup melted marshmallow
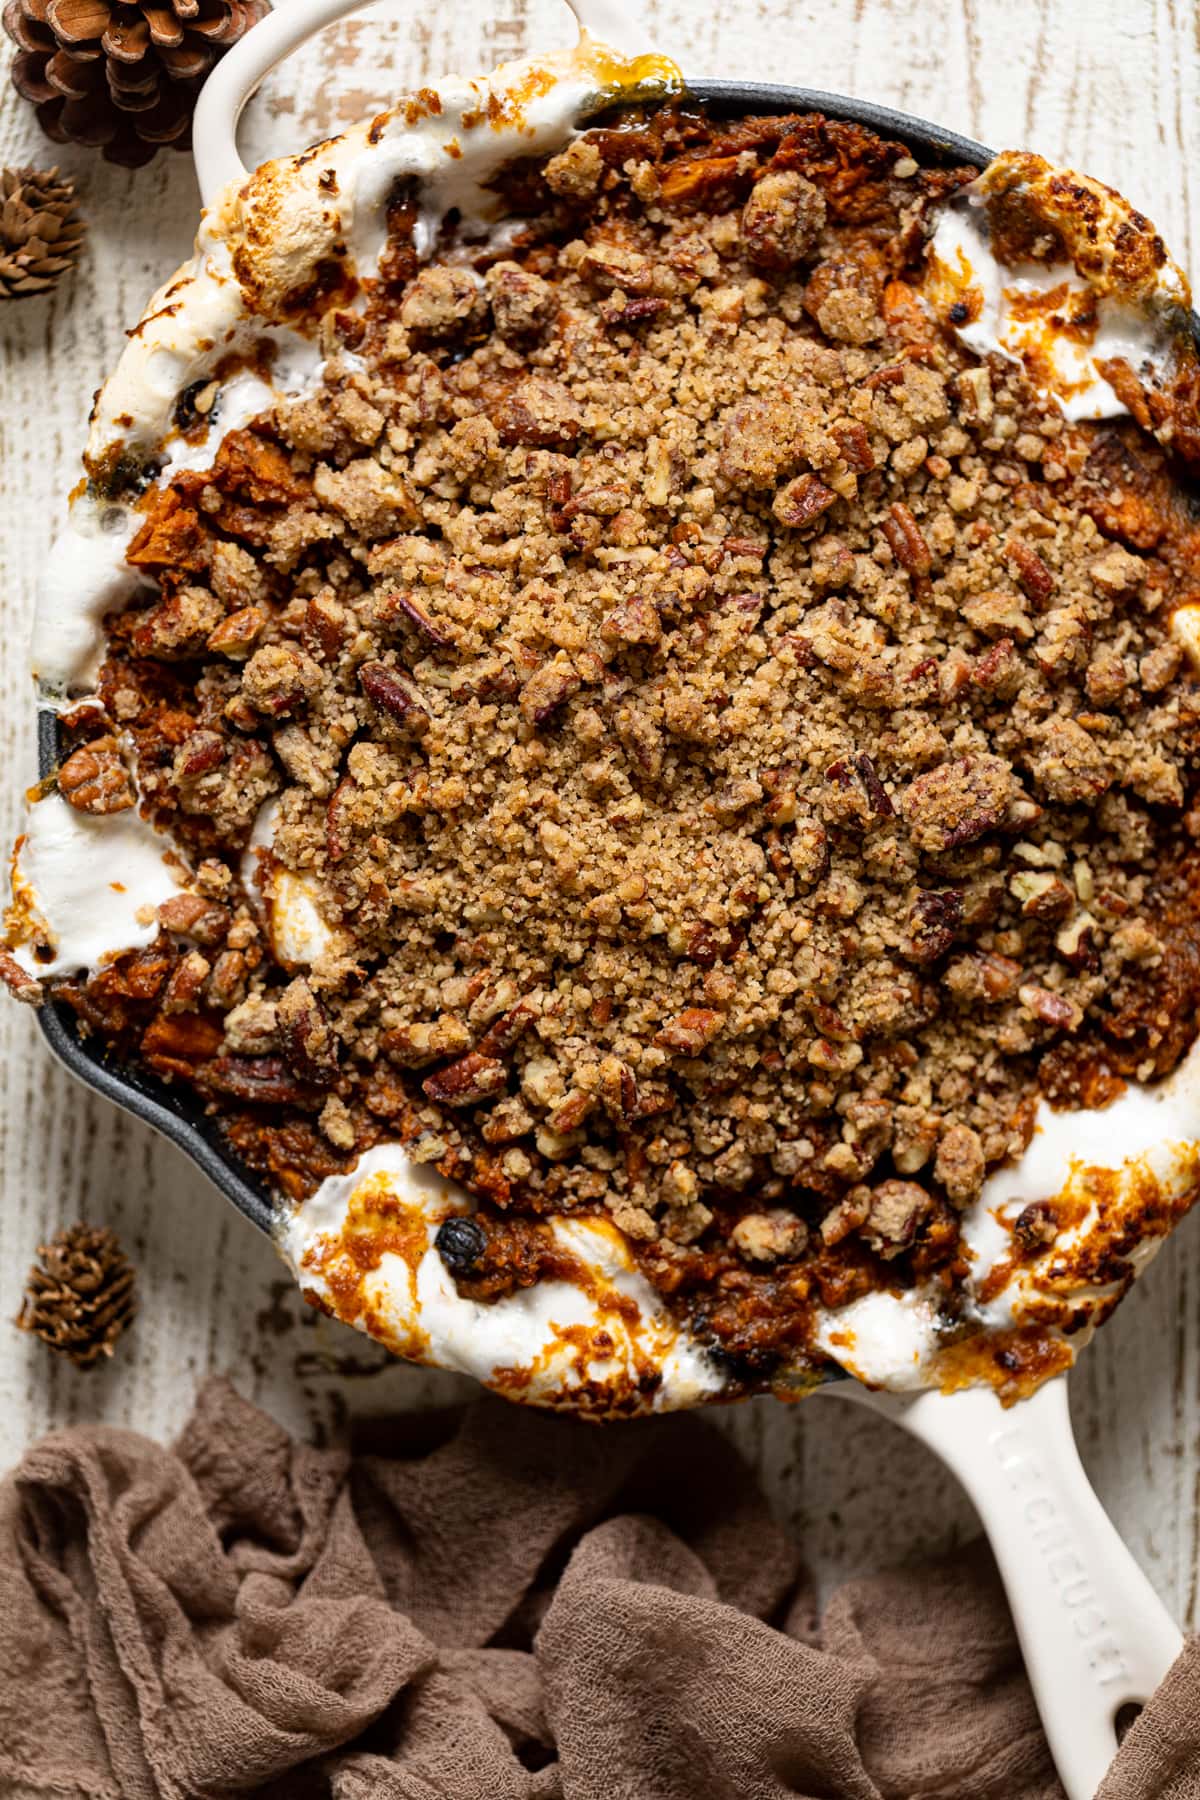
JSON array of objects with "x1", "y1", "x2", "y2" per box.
[
  {"x1": 32, "y1": 502, "x2": 154, "y2": 700},
  {"x1": 9, "y1": 792, "x2": 186, "y2": 979},
  {"x1": 242, "y1": 799, "x2": 347, "y2": 969},
  {"x1": 813, "y1": 1287, "x2": 943, "y2": 1390},
  {"x1": 280, "y1": 1144, "x2": 723, "y2": 1412},
  {"x1": 927, "y1": 191, "x2": 1182, "y2": 422}
]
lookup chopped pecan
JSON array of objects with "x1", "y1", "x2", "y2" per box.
[
  {"x1": 423, "y1": 1051, "x2": 508, "y2": 1107},
  {"x1": 277, "y1": 977, "x2": 339, "y2": 1084},
  {"x1": 520, "y1": 658, "x2": 582, "y2": 727},
  {"x1": 485, "y1": 261, "x2": 554, "y2": 338},
  {"x1": 904, "y1": 889, "x2": 963, "y2": 964},
  {"x1": 881, "y1": 501, "x2": 932, "y2": 576},
  {"x1": 823, "y1": 755, "x2": 892, "y2": 830},
  {"x1": 1013, "y1": 1200, "x2": 1059, "y2": 1256},
  {"x1": 580, "y1": 241, "x2": 657, "y2": 293},
  {"x1": 207, "y1": 949, "x2": 247, "y2": 1009},
  {"x1": 773, "y1": 473, "x2": 837, "y2": 528},
  {"x1": 386, "y1": 591, "x2": 454, "y2": 649},
  {"x1": 0, "y1": 949, "x2": 43, "y2": 1006},
  {"x1": 832, "y1": 422, "x2": 875, "y2": 473},
  {"x1": 900, "y1": 756, "x2": 1019, "y2": 855},
  {"x1": 1006, "y1": 538, "x2": 1055, "y2": 606},
  {"x1": 162, "y1": 950, "x2": 210, "y2": 1013},
  {"x1": 1010, "y1": 870, "x2": 1074, "y2": 920},
  {"x1": 132, "y1": 586, "x2": 224, "y2": 659},
  {"x1": 242, "y1": 645, "x2": 322, "y2": 719},
  {"x1": 358, "y1": 660, "x2": 431, "y2": 734},
  {"x1": 476, "y1": 1001, "x2": 537, "y2": 1058},
  {"x1": 157, "y1": 892, "x2": 230, "y2": 946},
  {"x1": 547, "y1": 1089, "x2": 596, "y2": 1133},
  {"x1": 1018, "y1": 984, "x2": 1083, "y2": 1033},
  {"x1": 979, "y1": 952, "x2": 1023, "y2": 1000},
  {"x1": 207, "y1": 607, "x2": 265, "y2": 661},
  {"x1": 381, "y1": 1017, "x2": 473, "y2": 1066},
  {"x1": 57, "y1": 736, "x2": 135, "y2": 815},
  {"x1": 862, "y1": 1179, "x2": 932, "y2": 1257},
  {"x1": 598, "y1": 1054, "x2": 639, "y2": 1120},
  {"x1": 202, "y1": 1054, "x2": 320, "y2": 1107},
  {"x1": 325, "y1": 773, "x2": 356, "y2": 864},
  {"x1": 600, "y1": 295, "x2": 668, "y2": 327},
  {"x1": 741, "y1": 169, "x2": 825, "y2": 269},
  {"x1": 601, "y1": 597, "x2": 662, "y2": 646},
  {"x1": 173, "y1": 730, "x2": 226, "y2": 780},
  {"x1": 654, "y1": 1007, "x2": 724, "y2": 1055}
]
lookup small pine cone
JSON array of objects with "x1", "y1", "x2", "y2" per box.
[
  {"x1": 16, "y1": 1223, "x2": 137, "y2": 1368},
  {"x1": 4, "y1": 0, "x2": 269, "y2": 169},
  {"x1": 0, "y1": 164, "x2": 85, "y2": 299}
]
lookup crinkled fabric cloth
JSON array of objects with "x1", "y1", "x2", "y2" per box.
[{"x1": 0, "y1": 1376, "x2": 1194, "y2": 1799}]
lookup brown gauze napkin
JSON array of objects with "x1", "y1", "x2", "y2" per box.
[{"x1": 0, "y1": 1378, "x2": 1196, "y2": 1800}]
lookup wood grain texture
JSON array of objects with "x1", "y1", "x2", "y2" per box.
[{"x1": 2, "y1": 0, "x2": 1198, "y2": 1608}]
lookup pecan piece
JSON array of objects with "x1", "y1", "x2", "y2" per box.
[
  {"x1": 476, "y1": 1001, "x2": 537, "y2": 1058},
  {"x1": 57, "y1": 736, "x2": 135, "y2": 815},
  {"x1": 904, "y1": 889, "x2": 963, "y2": 965},
  {"x1": 157, "y1": 892, "x2": 230, "y2": 946},
  {"x1": 0, "y1": 949, "x2": 43, "y2": 1006},
  {"x1": 203, "y1": 1054, "x2": 320, "y2": 1107},
  {"x1": 654, "y1": 1007, "x2": 724, "y2": 1055},
  {"x1": 773, "y1": 473, "x2": 837, "y2": 529},
  {"x1": 832, "y1": 421, "x2": 875, "y2": 473},
  {"x1": 207, "y1": 606, "x2": 265, "y2": 661},
  {"x1": 277, "y1": 977, "x2": 339, "y2": 1084},
  {"x1": 173, "y1": 730, "x2": 226, "y2": 780},
  {"x1": 1006, "y1": 538, "x2": 1055, "y2": 606},
  {"x1": 1010, "y1": 870, "x2": 1074, "y2": 920},
  {"x1": 900, "y1": 756, "x2": 1019, "y2": 855},
  {"x1": 381, "y1": 1017, "x2": 473, "y2": 1067},
  {"x1": 423, "y1": 1052, "x2": 508, "y2": 1107},
  {"x1": 358, "y1": 660, "x2": 431, "y2": 735},
  {"x1": 862, "y1": 1179, "x2": 932, "y2": 1258},
  {"x1": 387, "y1": 591, "x2": 454, "y2": 649},
  {"x1": 598, "y1": 1054, "x2": 639, "y2": 1120},
  {"x1": 325, "y1": 774, "x2": 356, "y2": 864},
  {"x1": 1018, "y1": 984, "x2": 1083, "y2": 1033},
  {"x1": 741, "y1": 169, "x2": 825, "y2": 269},
  {"x1": 822, "y1": 755, "x2": 892, "y2": 830},
  {"x1": 519, "y1": 658, "x2": 582, "y2": 727},
  {"x1": 881, "y1": 501, "x2": 932, "y2": 576},
  {"x1": 600, "y1": 597, "x2": 662, "y2": 646}
]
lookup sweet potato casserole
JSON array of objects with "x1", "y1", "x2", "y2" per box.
[{"x1": 8, "y1": 69, "x2": 1200, "y2": 1409}]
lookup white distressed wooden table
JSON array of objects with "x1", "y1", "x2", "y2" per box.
[{"x1": 2, "y1": 0, "x2": 1198, "y2": 1614}]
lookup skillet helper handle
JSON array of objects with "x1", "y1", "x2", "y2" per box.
[
  {"x1": 192, "y1": 0, "x2": 657, "y2": 209},
  {"x1": 846, "y1": 1376, "x2": 1183, "y2": 1800}
]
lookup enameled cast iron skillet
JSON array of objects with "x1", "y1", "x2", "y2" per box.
[{"x1": 29, "y1": 2, "x2": 1200, "y2": 1788}]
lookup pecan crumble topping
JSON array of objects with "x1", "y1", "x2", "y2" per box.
[{"x1": 14, "y1": 104, "x2": 1200, "y2": 1391}]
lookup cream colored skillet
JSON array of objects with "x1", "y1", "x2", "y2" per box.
[{"x1": 187, "y1": 4, "x2": 1188, "y2": 1791}]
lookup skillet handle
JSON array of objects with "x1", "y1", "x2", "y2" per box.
[
  {"x1": 192, "y1": 0, "x2": 657, "y2": 209},
  {"x1": 834, "y1": 1376, "x2": 1182, "y2": 1800}
]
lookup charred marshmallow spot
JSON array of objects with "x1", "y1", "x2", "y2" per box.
[
  {"x1": 926, "y1": 176, "x2": 1186, "y2": 423},
  {"x1": 961, "y1": 1046, "x2": 1200, "y2": 1338}
]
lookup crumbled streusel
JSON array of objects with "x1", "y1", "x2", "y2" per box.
[{"x1": 32, "y1": 104, "x2": 1200, "y2": 1381}]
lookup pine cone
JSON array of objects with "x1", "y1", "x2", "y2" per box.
[
  {"x1": 16, "y1": 1223, "x2": 137, "y2": 1368},
  {"x1": 4, "y1": 0, "x2": 268, "y2": 169},
  {"x1": 0, "y1": 164, "x2": 85, "y2": 298}
]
